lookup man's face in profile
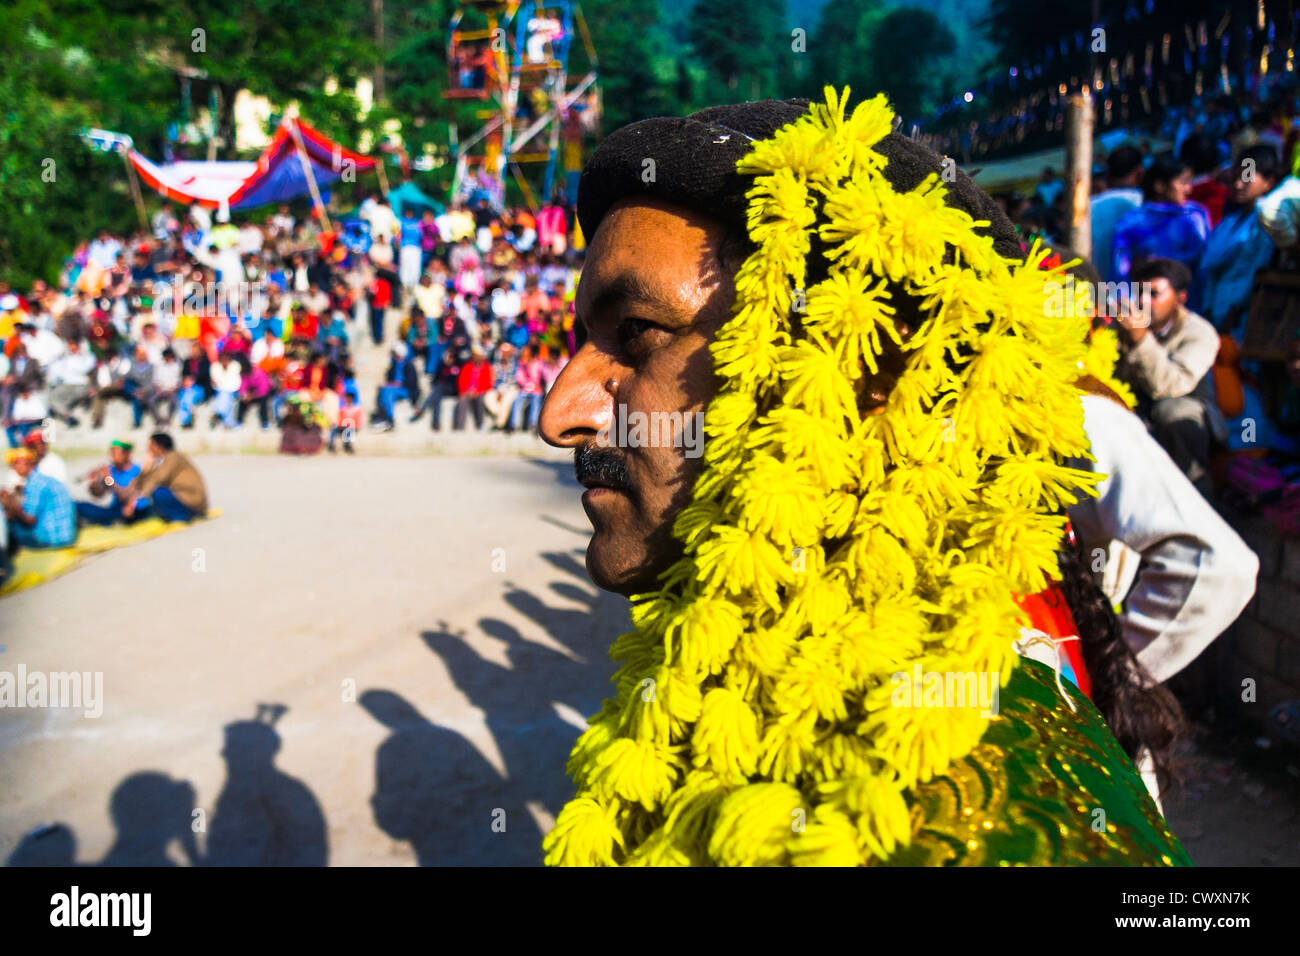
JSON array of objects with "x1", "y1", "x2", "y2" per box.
[{"x1": 539, "y1": 198, "x2": 737, "y2": 596}]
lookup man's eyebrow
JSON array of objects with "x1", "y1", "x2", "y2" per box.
[{"x1": 583, "y1": 272, "x2": 691, "y2": 322}]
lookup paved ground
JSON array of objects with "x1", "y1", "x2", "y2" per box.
[
  {"x1": 1, "y1": 447, "x2": 628, "y2": 866},
  {"x1": 2, "y1": 446, "x2": 1298, "y2": 866}
]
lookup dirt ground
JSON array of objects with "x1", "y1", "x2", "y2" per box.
[{"x1": 2, "y1": 449, "x2": 1297, "y2": 866}]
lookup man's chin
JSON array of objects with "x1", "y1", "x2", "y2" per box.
[{"x1": 584, "y1": 532, "x2": 669, "y2": 597}]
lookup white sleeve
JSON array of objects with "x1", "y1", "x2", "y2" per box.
[
  {"x1": 1256, "y1": 176, "x2": 1300, "y2": 249},
  {"x1": 1068, "y1": 394, "x2": 1259, "y2": 683}
]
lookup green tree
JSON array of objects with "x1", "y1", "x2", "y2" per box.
[
  {"x1": 867, "y1": 7, "x2": 957, "y2": 122},
  {"x1": 687, "y1": 0, "x2": 788, "y2": 103}
]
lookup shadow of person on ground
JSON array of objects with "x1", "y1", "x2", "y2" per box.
[
  {"x1": 204, "y1": 704, "x2": 328, "y2": 866},
  {"x1": 8, "y1": 773, "x2": 202, "y2": 867},
  {"x1": 100, "y1": 772, "x2": 201, "y2": 866},
  {"x1": 5, "y1": 823, "x2": 78, "y2": 866},
  {"x1": 360, "y1": 689, "x2": 526, "y2": 865},
  {"x1": 400, "y1": 548, "x2": 622, "y2": 863}
]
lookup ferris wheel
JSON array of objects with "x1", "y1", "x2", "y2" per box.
[{"x1": 445, "y1": 0, "x2": 600, "y2": 209}]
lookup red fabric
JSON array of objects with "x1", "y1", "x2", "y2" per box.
[
  {"x1": 458, "y1": 360, "x2": 493, "y2": 395},
  {"x1": 1016, "y1": 585, "x2": 1092, "y2": 700},
  {"x1": 1188, "y1": 177, "x2": 1228, "y2": 228}
]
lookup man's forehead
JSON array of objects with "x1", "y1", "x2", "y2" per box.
[{"x1": 578, "y1": 199, "x2": 728, "y2": 311}]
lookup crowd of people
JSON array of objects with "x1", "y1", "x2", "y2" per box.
[
  {"x1": 0, "y1": 189, "x2": 585, "y2": 454},
  {"x1": 988, "y1": 92, "x2": 1300, "y2": 513}
]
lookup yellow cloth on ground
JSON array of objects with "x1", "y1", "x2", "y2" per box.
[{"x1": 1, "y1": 509, "x2": 222, "y2": 598}]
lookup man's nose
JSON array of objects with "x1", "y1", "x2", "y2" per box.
[{"x1": 539, "y1": 343, "x2": 618, "y2": 449}]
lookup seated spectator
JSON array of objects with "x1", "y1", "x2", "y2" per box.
[
  {"x1": 122, "y1": 432, "x2": 208, "y2": 522},
  {"x1": 45, "y1": 338, "x2": 96, "y2": 427},
  {"x1": 209, "y1": 352, "x2": 242, "y2": 430},
  {"x1": 414, "y1": 347, "x2": 463, "y2": 431},
  {"x1": 250, "y1": 325, "x2": 286, "y2": 369},
  {"x1": 1113, "y1": 152, "x2": 1211, "y2": 280},
  {"x1": 1091, "y1": 146, "x2": 1144, "y2": 283},
  {"x1": 509, "y1": 344, "x2": 544, "y2": 434},
  {"x1": 371, "y1": 343, "x2": 420, "y2": 431},
  {"x1": 1255, "y1": 161, "x2": 1300, "y2": 251},
  {"x1": 76, "y1": 439, "x2": 152, "y2": 526},
  {"x1": 1115, "y1": 257, "x2": 1223, "y2": 493},
  {"x1": 330, "y1": 392, "x2": 363, "y2": 454},
  {"x1": 2, "y1": 447, "x2": 76, "y2": 549},
  {"x1": 152, "y1": 348, "x2": 183, "y2": 425},
  {"x1": 88, "y1": 345, "x2": 132, "y2": 429},
  {"x1": 483, "y1": 342, "x2": 519, "y2": 430},
  {"x1": 23, "y1": 431, "x2": 67, "y2": 486},
  {"x1": 238, "y1": 358, "x2": 274, "y2": 430},
  {"x1": 454, "y1": 347, "x2": 493, "y2": 430},
  {"x1": 1198, "y1": 144, "x2": 1282, "y2": 332},
  {"x1": 5, "y1": 383, "x2": 48, "y2": 448}
]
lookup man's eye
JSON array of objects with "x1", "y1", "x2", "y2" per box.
[{"x1": 617, "y1": 316, "x2": 660, "y2": 349}]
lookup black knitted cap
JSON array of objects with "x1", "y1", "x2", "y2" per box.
[{"x1": 576, "y1": 97, "x2": 1023, "y2": 262}]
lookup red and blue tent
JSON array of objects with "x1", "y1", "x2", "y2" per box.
[{"x1": 124, "y1": 116, "x2": 377, "y2": 211}]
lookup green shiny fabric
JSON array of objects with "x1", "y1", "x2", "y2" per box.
[{"x1": 884, "y1": 659, "x2": 1191, "y2": 866}]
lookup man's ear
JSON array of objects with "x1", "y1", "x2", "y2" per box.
[{"x1": 1176, "y1": 289, "x2": 1189, "y2": 306}]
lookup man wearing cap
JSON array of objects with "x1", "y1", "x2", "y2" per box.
[
  {"x1": 76, "y1": 440, "x2": 152, "y2": 526},
  {"x1": 536, "y1": 90, "x2": 1188, "y2": 867},
  {"x1": 23, "y1": 431, "x2": 68, "y2": 487},
  {"x1": 2, "y1": 447, "x2": 77, "y2": 549},
  {"x1": 122, "y1": 433, "x2": 208, "y2": 523}
]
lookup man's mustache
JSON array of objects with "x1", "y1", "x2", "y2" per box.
[{"x1": 574, "y1": 442, "x2": 632, "y2": 493}]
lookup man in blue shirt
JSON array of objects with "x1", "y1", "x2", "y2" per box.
[
  {"x1": 75, "y1": 439, "x2": 152, "y2": 526},
  {"x1": 2, "y1": 448, "x2": 77, "y2": 549}
]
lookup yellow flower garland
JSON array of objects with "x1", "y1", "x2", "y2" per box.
[{"x1": 544, "y1": 87, "x2": 1102, "y2": 867}]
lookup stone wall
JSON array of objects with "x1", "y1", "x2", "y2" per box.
[{"x1": 1216, "y1": 510, "x2": 1300, "y2": 731}]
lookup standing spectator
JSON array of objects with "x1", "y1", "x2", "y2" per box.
[
  {"x1": 398, "y1": 207, "x2": 424, "y2": 291},
  {"x1": 367, "y1": 271, "x2": 392, "y2": 346}
]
